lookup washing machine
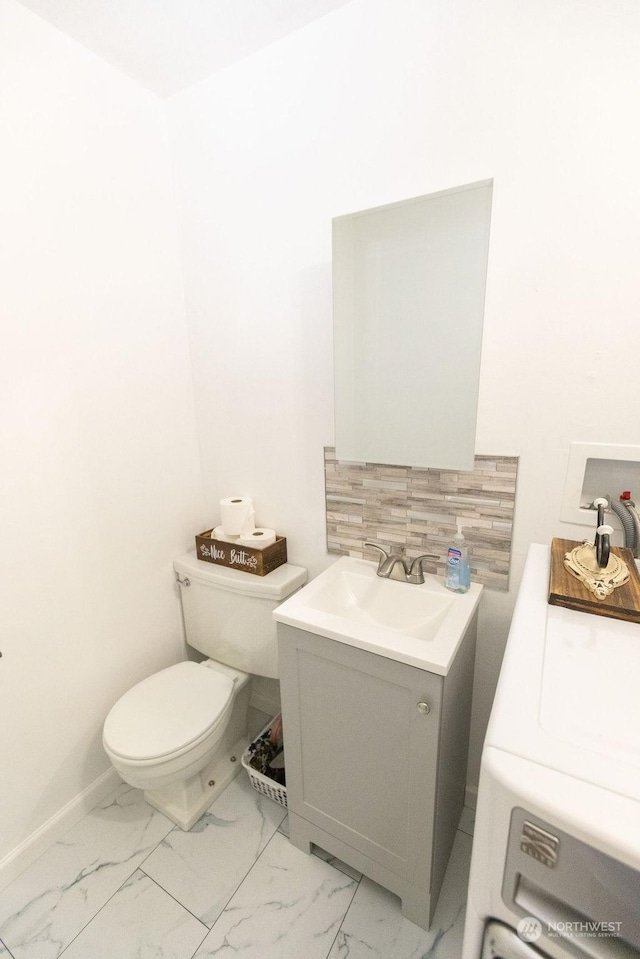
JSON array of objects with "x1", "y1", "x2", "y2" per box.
[{"x1": 463, "y1": 544, "x2": 640, "y2": 959}]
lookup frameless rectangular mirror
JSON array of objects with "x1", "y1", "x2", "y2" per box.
[{"x1": 332, "y1": 179, "x2": 493, "y2": 470}]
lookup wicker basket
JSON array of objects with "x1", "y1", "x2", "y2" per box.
[{"x1": 241, "y1": 716, "x2": 288, "y2": 809}]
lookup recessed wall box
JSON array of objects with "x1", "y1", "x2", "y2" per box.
[{"x1": 561, "y1": 443, "x2": 640, "y2": 527}]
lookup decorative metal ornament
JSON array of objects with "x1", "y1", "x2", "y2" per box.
[{"x1": 563, "y1": 541, "x2": 630, "y2": 600}]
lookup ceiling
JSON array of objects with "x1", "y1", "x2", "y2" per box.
[{"x1": 16, "y1": 0, "x2": 355, "y2": 97}]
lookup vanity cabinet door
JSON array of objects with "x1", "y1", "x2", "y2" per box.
[{"x1": 278, "y1": 625, "x2": 443, "y2": 884}]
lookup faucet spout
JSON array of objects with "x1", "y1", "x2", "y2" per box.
[
  {"x1": 379, "y1": 555, "x2": 410, "y2": 579},
  {"x1": 364, "y1": 543, "x2": 408, "y2": 580}
]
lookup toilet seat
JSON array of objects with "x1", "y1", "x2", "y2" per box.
[{"x1": 103, "y1": 662, "x2": 234, "y2": 764}]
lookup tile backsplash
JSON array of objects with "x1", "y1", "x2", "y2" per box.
[{"x1": 324, "y1": 447, "x2": 518, "y2": 591}]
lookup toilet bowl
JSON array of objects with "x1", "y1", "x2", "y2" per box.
[
  {"x1": 103, "y1": 659, "x2": 251, "y2": 829},
  {"x1": 102, "y1": 551, "x2": 307, "y2": 830}
]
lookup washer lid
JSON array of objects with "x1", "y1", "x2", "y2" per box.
[
  {"x1": 486, "y1": 544, "x2": 640, "y2": 805},
  {"x1": 103, "y1": 662, "x2": 233, "y2": 762}
]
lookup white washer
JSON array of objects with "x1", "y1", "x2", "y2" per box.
[{"x1": 463, "y1": 544, "x2": 640, "y2": 959}]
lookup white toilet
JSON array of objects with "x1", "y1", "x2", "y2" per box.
[{"x1": 102, "y1": 550, "x2": 306, "y2": 830}]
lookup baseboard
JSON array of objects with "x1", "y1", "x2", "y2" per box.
[
  {"x1": 465, "y1": 783, "x2": 478, "y2": 810},
  {"x1": 0, "y1": 767, "x2": 122, "y2": 892}
]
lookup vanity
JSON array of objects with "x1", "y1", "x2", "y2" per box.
[{"x1": 273, "y1": 556, "x2": 482, "y2": 930}]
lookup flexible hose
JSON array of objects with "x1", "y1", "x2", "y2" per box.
[
  {"x1": 624, "y1": 501, "x2": 640, "y2": 559},
  {"x1": 609, "y1": 496, "x2": 637, "y2": 551}
]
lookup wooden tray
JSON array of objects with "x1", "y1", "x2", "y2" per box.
[
  {"x1": 195, "y1": 529, "x2": 287, "y2": 577},
  {"x1": 548, "y1": 538, "x2": 640, "y2": 624}
]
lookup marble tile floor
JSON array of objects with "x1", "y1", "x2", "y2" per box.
[{"x1": 0, "y1": 776, "x2": 476, "y2": 959}]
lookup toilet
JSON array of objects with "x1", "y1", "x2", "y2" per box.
[{"x1": 102, "y1": 549, "x2": 306, "y2": 830}]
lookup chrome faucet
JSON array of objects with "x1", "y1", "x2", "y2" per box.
[
  {"x1": 365, "y1": 543, "x2": 407, "y2": 578},
  {"x1": 364, "y1": 544, "x2": 439, "y2": 585}
]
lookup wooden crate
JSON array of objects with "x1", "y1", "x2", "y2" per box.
[{"x1": 195, "y1": 529, "x2": 287, "y2": 577}]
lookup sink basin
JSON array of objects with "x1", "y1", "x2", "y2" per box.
[
  {"x1": 273, "y1": 556, "x2": 482, "y2": 675},
  {"x1": 307, "y1": 565, "x2": 454, "y2": 637}
]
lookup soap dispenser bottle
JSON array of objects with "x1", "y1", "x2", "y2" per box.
[{"x1": 445, "y1": 525, "x2": 470, "y2": 593}]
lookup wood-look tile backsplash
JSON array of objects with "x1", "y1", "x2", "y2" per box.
[{"x1": 324, "y1": 447, "x2": 518, "y2": 591}]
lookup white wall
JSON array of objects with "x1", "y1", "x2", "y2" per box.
[
  {"x1": 2, "y1": 0, "x2": 638, "y2": 862},
  {"x1": 0, "y1": 0, "x2": 204, "y2": 868},
  {"x1": 167, "y1": 0, "x2": 640, "y2": 788}
]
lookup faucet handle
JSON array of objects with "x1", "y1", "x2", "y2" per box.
[
  {"x1": 364, "y1": 542, "x2": 404, "y2": 553},
  {"x1": 364, "y1": 543, "x2": 393, "y2": 576},
  {"x1": 364, "y1": 542, "x2": 392, "y2": 574},
  {"x1": 364, "y1": 542, "x2": 405, "y2": 560},
  {"x1": 364, "y1": 542, "x2": 389, "y2": 558},
  {"x1": 407, "y1": 553, "x2": 440, "y2": 585},
  {"x1": 364, "y1": 542, "x2": 408, "y2": 579}
]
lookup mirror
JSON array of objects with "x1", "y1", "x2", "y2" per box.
[{"x1": 332, "y1": 180, "x2": 493, "y2": 471}]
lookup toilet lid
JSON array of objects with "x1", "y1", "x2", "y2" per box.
[{"x1": 103, "y1": 662, "x2": 234, "y2": 762}]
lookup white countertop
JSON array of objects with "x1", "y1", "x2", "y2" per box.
[{"x1": 273, "y1": 556, "x2": 482, "y2": 676}]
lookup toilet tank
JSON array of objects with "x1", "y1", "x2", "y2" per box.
[{"x1": 173, "y1": 550, "x2": 307, "y2": 679}]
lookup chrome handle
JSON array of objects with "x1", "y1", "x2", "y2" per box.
[
  {"x1": 176, "y1": 576, "x2": 190, "y2": 587},
  {"x1": 364, "y1": 542, "x2": 389, "y2": 558},
  {"x1": 365, "y1": 542, "x2": 403, "y2": 557},
  {"x1": 417, "y1": 702, "x2": 430, "y2": 715},
  {"x1": 407, "y1": 554, "x2": 440, "y2": 585}
]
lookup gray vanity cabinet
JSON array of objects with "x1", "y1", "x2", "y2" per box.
[{"x1": 277, "y1": 617, "x2": 477, "y2": 930}]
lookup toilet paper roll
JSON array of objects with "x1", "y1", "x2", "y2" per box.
[
  {"x1": 238, "y1": 528, "x2": 277, "y2": 550},
  {"x1": 241, "y1": 506, "x2": 256, "y2": 537},
  {"x1": 212, "y1": 525, "x2": 239, "y2": 544},
  {"x1": 220, "y1": 497, "x2": 254, "y2": 536}
]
